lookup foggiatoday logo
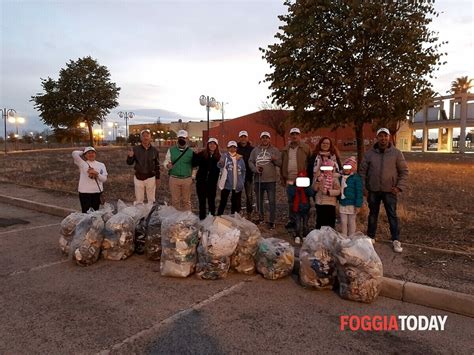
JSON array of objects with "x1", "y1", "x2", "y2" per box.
[{"x1": 340, "y1": 315, "x2": 448, "y2": 331}]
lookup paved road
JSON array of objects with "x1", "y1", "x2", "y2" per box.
[{"x1": 0, "y1": 203, "x2": 472, "y2": 354}]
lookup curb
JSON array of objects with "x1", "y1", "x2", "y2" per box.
[
  {"x1": 1, "y1": 193, "x2": 473, "y2": 317},
  {"x1": 377, "y1": 240, "x2": 473, "y2": 257},
  {"x1": 293, "y1": 258, "x2": 473, "y2": 318},
  {"x1": 0, "y1": 194, "x2": 77, "y2": 218}
]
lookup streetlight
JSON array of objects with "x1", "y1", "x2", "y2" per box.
[
  {"x1": 199, "y1": 95, "x2": 218, "y2": 141},
  {"x1": 118, "y1": 111, "x2": 134, "y2": 139},
  {"x1": 215, "y1": 101, "x2": 228, "y2": 145},
  {"x1": 1, "y1": 108, "x2": 16, "y2": 154},
  {"x1": 8, "y1": 116, "x2": 25, "y2": 135}
]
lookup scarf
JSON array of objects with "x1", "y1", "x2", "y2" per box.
[
  {"x1": 340, "y1": 174, "x2": 350, "y2": 199},
  {"x1": 293, "y1": 187, "x2": 308, "y2": 212}
]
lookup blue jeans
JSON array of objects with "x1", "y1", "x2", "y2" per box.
[
  {"x1": 367, "y1": 191, "x2": 399, "y2": 241},
  {"x1": 254, "y1": 181, "x2": 276, "y2": 223}
]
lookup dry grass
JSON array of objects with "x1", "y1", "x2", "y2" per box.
[{"x1": 0, "y1": 147, "x2": 473, "y2": 252}]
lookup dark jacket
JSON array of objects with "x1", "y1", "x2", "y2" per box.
[
  {"x1": 126, "y1": 144, "x2": 160, "y2": 180},
  {"x1": 194, "y1": 150, "x2": 220, "y2": 184},
  {"x1": 237, "y1": 142, "x2": 254, "y2": 182},
  {"x1": 359, "y1": 143, "x2": 409, "y2": 192}
]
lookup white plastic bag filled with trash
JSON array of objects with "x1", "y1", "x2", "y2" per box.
[
  {"x1": 59, "y1": 212, "x2": 88, "y2": 255},
  {"x1": 195, "y1": 215, "x2": 240, "y2": 280},
  {"x1": 101, "y1": 212, "x2": 135, "y2": 260},
  {"x1": 336, "y1": 232, "x2": 383, "y2": 303},
  {"x1": 69, "y1": 213, "x2": 105, "y2": 266},
  {"x1": 256, "y1": 237, "x2": 295, "y2": 280},
  {"x1": 221, "y1": 214, "x2": 261, "y2": 274},
  {"x1": 299, "y1": 227, "x2": 340, "y2": 290},
  {"x1": 160, "y1": 206, "x2": 199, "y2": 277}
]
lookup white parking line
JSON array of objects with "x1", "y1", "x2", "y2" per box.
[
  {"x1": 98, "y1": 275, "x2": 259, "y2": 354},
  {"x1": 6, "y1": 259, "x2": 69, "y2": 277},
  {"x1": 0, "y1": 223, "x2": 60, "y2": 236}
]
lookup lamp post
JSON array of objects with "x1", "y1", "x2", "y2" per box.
[
  {"x1": 108, "y1": 121, "x2": 119, "y2": 141},
  {"x1": 216, "y1": 101, "x2": 228, "y2": 146},
  {"x1": 1, "y1": 108, "x2": 16, "y2": 154},
  {"x1": 199, "y1": 95, "x2": 218, "y2": 142},
  {"x1": 118, "y1": 111, "x2": 134, "y2": 140}
]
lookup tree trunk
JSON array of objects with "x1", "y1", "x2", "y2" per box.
[
  {"x1": 355, "y1": 122, "x2": 365, "y2": 168},
  {"x1": 87, "y1": 121, "x2": 94, "y2": 146}
]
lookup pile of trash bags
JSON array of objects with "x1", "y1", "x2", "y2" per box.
[
  {"x1": 256, "y1": 238, "x2": 295, "y2": 280},
  {"x1": 299, "y1": 227, "x2": 383, "y2": 303}
]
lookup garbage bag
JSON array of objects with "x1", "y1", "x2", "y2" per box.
[
  {"x1": 69, "y1": 213, "x2": 104, "y2": 266},
  {"x1": 221, "y1": 214, "x2": 261, "y2": 274},
  {"x1": 101, "y1": 213, "x2": 135, "y2": 260},
  {"x1": 98, "y1": 202, "x2": 115, "y2": 222},
  {"x1": 336, "y1": 233, "x2": 383, "y2": 303},
  {"x1": 145, "y1": 207, "x2": 162, "y2": 260},
  {"x1": 135, "y1": 216, "x2": 147, "y2": 255},
  {"x1": 160, "y1": 207, "x2": 199, "y2": 277},
  {"x1": 196, "y1": 244, "x2": 231, "y2": 280},
  {"x1": 256, "y1": 237, "x2": 294, "y2": 280},
  {"x1": 200, "y1": 216, "x2": 240, "y2": 258},
  {"x1": 59, "y1": 212, "x2": 88, "y2": 255},
  {"x1": 299, "y1": 227, "x2": 339, "y2": 289}
]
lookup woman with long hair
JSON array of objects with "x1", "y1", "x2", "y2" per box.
[
  {"x1": 194, "y1": 137, "x2": 221, "y2": 219},
  {"x1": 308, "y1": 136, "x2": 342, "y2": 183}
]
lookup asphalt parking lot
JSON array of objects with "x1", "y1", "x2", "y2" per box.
[{"x1": 0, "y1": 202, "x2": 473, "y2": 354}]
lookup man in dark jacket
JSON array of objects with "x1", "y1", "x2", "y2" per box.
[
  {"x1": 126, "y1": 129, "x2": 160, "y2": 205},
  {"x1": 359, "y1": 128, "x2": 409, "y2": 253},
  {"x1": 237, "y1": 130, "x2": 255, "y2": 219}
]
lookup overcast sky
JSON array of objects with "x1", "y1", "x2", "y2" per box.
[{"x1": 1, "y1": 0, "x2": 473, "y2": 133}]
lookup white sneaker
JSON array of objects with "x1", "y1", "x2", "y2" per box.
[
  {"x1": 295, "y1": 237, "x2": 301, "y2": 245},
  {"x1": 370, "y1": 238, "x2": 376, "y2": 245},
  {"x1": 393, "y1": 240, "x2": 403, "y2": 253}
]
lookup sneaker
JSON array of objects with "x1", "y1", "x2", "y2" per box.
[
  {"x1": 393, "y1": 240, "x2": 403, "y2": 253},
  {"x1": 294, "y1": 236, "x2": 301, "y2": 245},
  {"x1": 267, "y1": 223, "x2": 275, "y2": 230}
]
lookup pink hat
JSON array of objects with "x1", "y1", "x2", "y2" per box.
[{"x1": 343, "y1": 156, "x2": 357, "y2": 171}]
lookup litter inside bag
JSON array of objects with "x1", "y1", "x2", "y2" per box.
[
  {"x1": 256, "y1": 237, "x2": 295, "y2": 280},
  {"x1": 144, "y1": 205, "x2": 162, "y2": 260},
  {"x1": 69, "y1": 213, "x2": 104, "y2": 266},
  {"x1": 299, "y1": 227, "x2": 339, "y2": 290},
  {"x1": 159, "y1": 206, "x2": 199, "y2": 277},
  {"x1": 101, "y1": 212, "x2": 135, "y2": 260},
  {"x1": 220, "y1": 214, "x2": 261, "y2": 274},
  {"x1": 199, "y1": 216, "x2": 240, "y2": 258},
  {"x1": 59, "y1": 212, "x2": 88, "y2": 255},
  {"x1": 336, "y1": 232, "x2": 383, "y2": 303},
  {"x1": 196, "y1": 244, "x2": 231, "y2": 280}
]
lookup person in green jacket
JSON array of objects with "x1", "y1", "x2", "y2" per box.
[
  {"x1": 163, "y1": 130, "x2": 196, "y2": 211},
  {"x1": 339, "y1": 156, "x2": 363, "y2": 236}
]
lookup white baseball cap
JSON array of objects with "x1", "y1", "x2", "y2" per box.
[
  {"x1": 260, "y1": 131, "x2": 271, "y2": 138},
  {"x1": 208, "y1": 137, "x2": 218, "y2": 145},
  {"x1": 376, "y1": 128, "x2": 390, "y2": 136},
  {"x1": 290, "y1": 127, "x2": 301, "y2": 134},
  {"x1": 239, "y1": 130, "x2": 248, "y2": 137},
  {"x1": 177, "y1": 130, "x2": 188, "y2": 138},
  {"x1": 83, "y1": 146, "x2": 96, "y2": 154},
  {"x1": 227, "y1": 140, "x2": 237, "y2": 148}
]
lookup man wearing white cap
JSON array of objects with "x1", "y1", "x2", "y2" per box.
[
  {"x1": 127, "y1": 129, "x2": 160, "y2": 205},
  {"x1": 360, "y1": 128, "x2": 409, "y2": 253},
  {"x1": 163, "y1": 129, "x2": 196, "y2": 211},
  {"x1": 237, "y1": 130, "x2": 255, "y2": 218},
  {"x1": 248, "y1": 131, "x2": 282, "y2": 229},
  {"x1": 73, "y1": 146, "x2": 108, "y2": 212},
  {"x1": 280, "y1": 127, "x2": 311, "y2": 231}
]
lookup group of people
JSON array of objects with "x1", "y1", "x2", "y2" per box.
[{"x1": 72, "y1": 126, "x2": 408, "y2": 253}]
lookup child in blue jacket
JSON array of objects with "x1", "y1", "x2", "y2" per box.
[{"x1": 339, "y1": 156, "x2": 363, "y2": 236}]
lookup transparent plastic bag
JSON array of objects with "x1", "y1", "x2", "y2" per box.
[
  {"x1": 144, "y1": 204, "x2": 162, "y2": 260},
  {"x1": 199, "y1": 216, "x2": 240, "y2": 258},
  {"x1": 69, "y1": 214, "x2": 104, "y2": 266},
  {"x1": 196, "y1": 244, "x2": 231, "y2": 280},
  {"x1": 221, "y1": 213, "x2": 261, "y2": 274},
  {"x1": 256, "y1": 237, "x2": 295, "y2": 280},
  {"x1": 336, "y1": 232, "x2": 383, "y2": 303},
  {"x1": 59, "y1": 212, "x2": 88, "y2": 255},
  {"x1": 159, "y1": 207, "x2": 199, "y2": 277},
  {"x1": 101, "y1": 213, "x2": 135, "y2": 260},
  {"x1": 299, "y1": 227, "x2": 340, "y2": 289}
]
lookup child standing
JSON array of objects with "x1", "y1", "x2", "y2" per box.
[
  {"x1": 339, "y1": 156, "x2": 363, "y2": 236},
  {"x1": 288, "y1": 171, "x2": 314, "y2": 244},
  {"x1": 313, "y1": 160, "x2": 341, "y2": 229}
]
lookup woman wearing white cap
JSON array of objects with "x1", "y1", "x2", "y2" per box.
[
  {"x1": 217, "y1": 140, "x2": 246, "y2": 215},
  {"x1": 194, "y1": 137, "x2": 221, "y2": 219},
  {"x1": 72, "y1": 146, "x2": 108, "y2": 213}
]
